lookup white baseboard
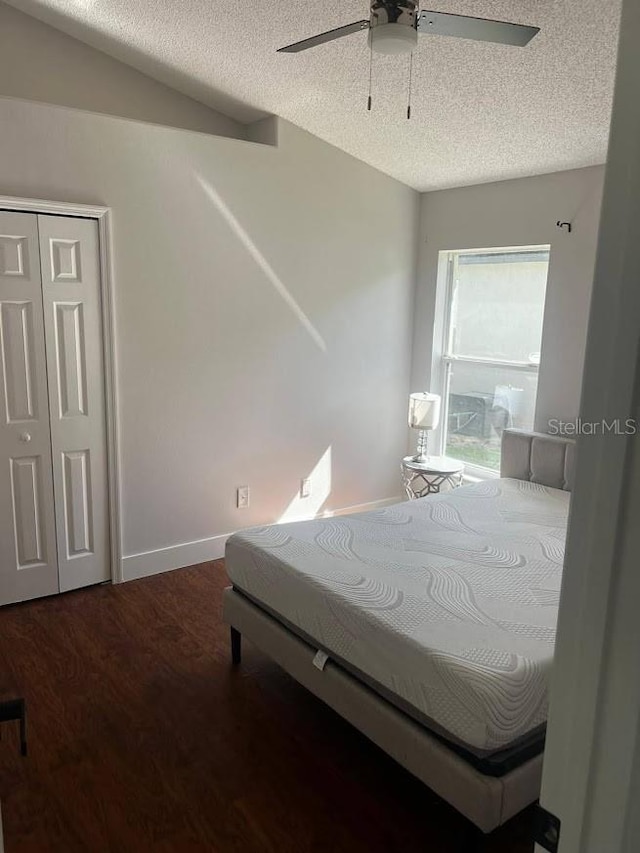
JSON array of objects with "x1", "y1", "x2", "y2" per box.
[
  {"x1": 320, "y1": 495, "x2": 403, "y2": 518},
  {"x1": 121, "y1": 495, "x2": 403, "y2": 582},
  {"x1": 122, "y1": 533, "x2": 229, "y2": 581}
]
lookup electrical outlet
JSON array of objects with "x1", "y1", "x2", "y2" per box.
[
  {"x1": 300, "y1": 478, "x2": 312, "y2": 499},
  {"x1": 237, "y1": 486, "x2": 250, "y2": 509}
]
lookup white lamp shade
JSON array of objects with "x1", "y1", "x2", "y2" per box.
[
  {"x1": 369, "y1": 23, "x2": 418, "y2": 55},
  {"x1": 408, "y1": 392, "x2": 441, "y2": 430}
]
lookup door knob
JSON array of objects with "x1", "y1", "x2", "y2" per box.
[{"x1": 19, "y1": 432, "x2": 32, "y2": 443}]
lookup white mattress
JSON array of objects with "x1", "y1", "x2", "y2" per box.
[{"x1": 225, "y1": 478, "x2": 569, "y2": 754}]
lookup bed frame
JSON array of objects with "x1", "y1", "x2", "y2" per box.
[{"x1": 223, "y1": 429, "x2": 575, "y2": 845}]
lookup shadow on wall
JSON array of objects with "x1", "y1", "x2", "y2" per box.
[
  {"x1": 195, "y1": 175, "x2": 326, "y2": 352},
  {"x1": 193, "y1": 172, "x2": 337, "y2": 527}
]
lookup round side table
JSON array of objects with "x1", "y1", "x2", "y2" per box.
[{"x1": 401, "y1": 456, "x2": 464, "y2": 499}]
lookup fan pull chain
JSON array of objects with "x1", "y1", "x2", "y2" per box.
[
  {"x1": 367, "y1": 41, "x2": 373, "y2": 111},
  {"x1": 407, "y1": 51, "x2": 414, "y2": 119}
]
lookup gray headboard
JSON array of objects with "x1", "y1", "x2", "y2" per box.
[{"x1": 501, "y1": 429, "x2": 576, "y2": 491}]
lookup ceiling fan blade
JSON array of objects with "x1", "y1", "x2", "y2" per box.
[
  {"x1": 278, "y1": 20, "x2": 369, "y2": 53},
  {"x1": 418, "y1": 10, "x2": 539, "y2": 47}
]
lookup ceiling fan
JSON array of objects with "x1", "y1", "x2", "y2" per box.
[
  {"x1": 278, "y1": 3, "x2": 539, "y2": 118},
  {"x1": 278, "y1": 2, "x2": 539, "y2": 55}
]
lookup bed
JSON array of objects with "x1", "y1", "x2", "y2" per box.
[{"x1": 222, "y1": 429, "x2": 575, "y2": 840}]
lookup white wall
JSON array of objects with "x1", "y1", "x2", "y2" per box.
[
  {"x1": 0, "y1": 2, "x2": 245, "y2": 139},
  {"x1": 0, "y1": 93, "x2": 418, "y2": 579},
  {"x1": 412, "y1": 167, "x2": 605, "y2": 435},
  {"x1": 538, "y1": 0, "x2": 640, "y2": 848}
]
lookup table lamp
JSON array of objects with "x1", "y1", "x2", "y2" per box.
[{"x1": 408, "y1": 392, "x2": 441, "y2": 461}]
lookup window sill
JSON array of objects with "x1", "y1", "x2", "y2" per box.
[{"x1": 459, "y1": 462, "x2": 501, "y2": 482}]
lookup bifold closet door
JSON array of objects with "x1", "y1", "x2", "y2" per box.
[
  {"x1": 38, "y1": 215, "x2": 110, "y2": 592},
  {"x1": 0, "y1": 212, "x2": 59, "y2": 604}
]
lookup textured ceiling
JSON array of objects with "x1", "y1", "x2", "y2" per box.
[{"x1": 7, "y1": 0, "x2": 621, "y2": 190}]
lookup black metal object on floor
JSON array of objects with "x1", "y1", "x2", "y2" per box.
[
  {"x1": 0, "y1": 697, "x2": 27, "y2": 756},
  {"x1": 230, "y1": 626, "x2": 242, "y2": 665}
]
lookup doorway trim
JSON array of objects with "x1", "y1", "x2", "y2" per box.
[{"x1": 0, "y1": 195, "x2": 123, "y2": 584}]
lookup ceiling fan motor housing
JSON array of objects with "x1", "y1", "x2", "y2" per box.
[{"x1": 369, "y1": 1, "x2": 418, "y2": 54}]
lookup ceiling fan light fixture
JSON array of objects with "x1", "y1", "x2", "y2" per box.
[{"x1": 369, "y1": 23, "x2": 418, "y2": 55}]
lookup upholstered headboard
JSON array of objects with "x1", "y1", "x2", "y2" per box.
[{"x1": 501, "y1": 429, "x2": 576, "y2": 491}]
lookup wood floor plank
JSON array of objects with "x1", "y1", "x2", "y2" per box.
[{"x1": 0, "y1": 561, "x2": 535, "y2": 852}]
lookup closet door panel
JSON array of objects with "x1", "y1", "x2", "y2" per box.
[
  {"x1": 0, "y1": 211, "x2": 59, "y2": 605},
  {"x1": 39, "y1": 215, "x2": 109, "y2": 592}
]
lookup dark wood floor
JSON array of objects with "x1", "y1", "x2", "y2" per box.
[{"x1": 0, "y1": 562, "x2": 535, "y2": 852}]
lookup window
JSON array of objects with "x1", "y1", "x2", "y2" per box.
[{"x1": 436, "y1": 246, "x2": 550, "y2": 474}]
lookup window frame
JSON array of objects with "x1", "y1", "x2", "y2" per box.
[{"x1": 435, "y1": 245, "x2": 550, "y2": 479}]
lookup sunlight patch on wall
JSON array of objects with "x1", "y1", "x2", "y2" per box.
[
  {"x1": 195, "y1": 175, "x2": 326, "y2": 352},
  {"x1": 278, "y1": 447, "x2": 332, "y2": 523}
]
